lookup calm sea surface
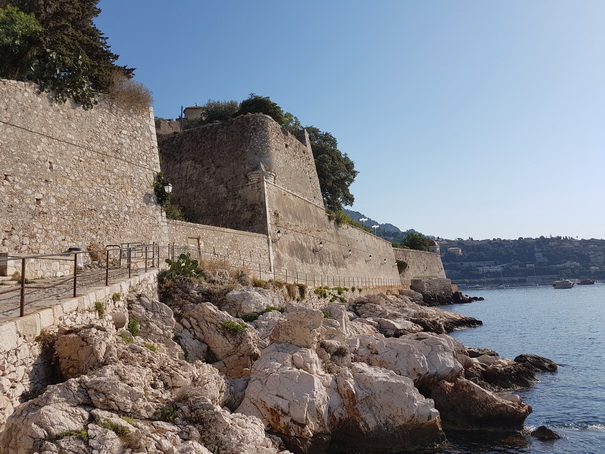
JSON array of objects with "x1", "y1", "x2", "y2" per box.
[{"x1": 437, "y1": 284, "x2": 605, "y2": 454}]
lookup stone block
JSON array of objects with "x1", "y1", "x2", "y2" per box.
[
  {"x1": 38, "y1": 308, "x2": 54, "y2": 330},
  {"x1": 0, "y1": 323, "x2": 18, "y2": 352},
  {"x1": 61, "y1": 298, "x2": 79, "y2": 314},
  {"x1": 15, "y1": 314, "x2": 40, "y2": 341}
]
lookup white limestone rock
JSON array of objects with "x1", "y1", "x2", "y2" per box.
[
  {"x1": 269, "y1": 303, "x2": 324, "y2": 348},
  {"x1": 222, "y1": 286, "x2": 284, "y2": 317},
  {"x1": 180, "y1": 302, "x2": 264, "y2": 378}
]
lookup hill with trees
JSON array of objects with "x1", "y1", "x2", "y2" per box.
[{"x1": 439, "y1": 236, "x2": 605, "y2": 286}]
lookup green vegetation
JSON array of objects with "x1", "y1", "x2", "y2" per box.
[
  {"x1": 393, "y1": 232, "x2": 430, "y2": 251},
  {"x1": 154, "y1": 172, "x2": 185, "y2": 220},
  {"x1": 241, "y1": 306, "x2": 284, "y2": 322},
  {"x1": 322, "y1": 309, "x2": 331, "y2": 318},
  {"x1": 154, "y1": 405, "x2": 177, "y2": 422},
  {"x1": 164, "y1": 252, "x2": 202, "y2": 278},
  {"x1": 100, "y1": 419, "x2": 130, "y2": 437},
  {"x1": 57, "y1": 428, "x2": 88, "y2": 441},
  {"x1": 127, "y1": 319, "x2": 140, "y2": 337},
  {"x1": 119, "y1": 332, "x2": 134, "y2": 344},
  {"x1": 235, "y1": 93, "x2": 285, "y2": 125},
  {"x1": 222, "y1": 320, "x2": 247, "y2": 334},
  {"x1": 306, "y1": 127, "x2": 358, "y2": 212},
  {"x1": 94, "y1": 301, "x2": 104, "y2": 318},
  {"x1": 0, "y1": 0, "x2": 135, "y2": 109},
  {"x1": 143, "y1": 343, "x2": 157, "y2": 352},
  {"x1": 111, "y1": 292, "x2": 121, "y2": 302},
  {"x1": 252, "y1": 278, "x2": 269, "y2": 289},
  {"x1": 396, "y1": 260, "x2": 408, "y2": 274}
]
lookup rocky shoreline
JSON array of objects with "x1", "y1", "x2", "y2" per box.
[{"x1": 0, "y1": 268, "x2": 557, "y2": 454}]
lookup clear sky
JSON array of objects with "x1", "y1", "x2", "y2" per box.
[{"x1": 96, "y1": 0, "x2": 605, "y2": 240}]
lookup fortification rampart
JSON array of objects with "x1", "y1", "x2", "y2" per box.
[
  {"x1": 393, "y1": 248, "x2": 446, "y2": 284},
  {"x1": 0, "y1": 79, "x2": 168, "y2": 277}
]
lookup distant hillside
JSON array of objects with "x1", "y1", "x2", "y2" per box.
[
  {"x1": 439, "y1": 236, "x2": 605, "y2": 285},
  {"x1": 344, "y1": 209, "x2": 419, "y2": 242}
]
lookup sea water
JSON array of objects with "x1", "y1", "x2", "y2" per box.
[{"x1": 439, "y1": 284, "x2": 605, "y2": 454}]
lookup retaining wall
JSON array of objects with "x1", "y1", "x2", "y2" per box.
[
  {"x1": 0, "y1": 270, "x2": 159, "y2": 432},
  {"x1": 0, "y1": 79, "x2": 168, "y2": 277}
]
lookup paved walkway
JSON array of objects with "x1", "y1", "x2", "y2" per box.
[{"x1": 0, "y1": 266, "x2": 156, "y2": 322}]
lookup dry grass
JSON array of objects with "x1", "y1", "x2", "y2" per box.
[{"x1": 107, "y1": 71, "x2": 153, "y2": 110}]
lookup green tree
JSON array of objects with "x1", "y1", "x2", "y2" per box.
[
  {"x1": 306, "y1": 126, "x2": 358, "y2": 212},
  {"x1": 0, "y1": 5, "x2": 42, "y2": 79},
  {"x1": 184, "y1": 99, "x2": 238, "y2": 129},
  {"x1": 400, "y1": 232, "x2": 430, "y2": 251},
  {"x1": 235, "y1": 93, "x2": 285, "y2": 125},
  {"x1": 1, "y1": 0, "x2": 133, "y2": 108}
]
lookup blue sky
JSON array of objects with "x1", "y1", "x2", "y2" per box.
[{"x1": 96, "y1": 1, "x2": 605, "y2": 240}]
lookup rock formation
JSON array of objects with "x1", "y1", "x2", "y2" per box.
[{"x1": 0, "y1": 273, "x2": 557, "y2": 454}]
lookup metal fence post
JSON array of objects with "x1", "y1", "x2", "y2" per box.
[
  {"x1": 20, "y1": 258, "x2": 26, "y2": 317},
  {"x1": 128, "y1": 247, "x2": 132, "y2": 279},
  {"x1": 73, "y1": 252, "x2": 78, "y2": 298}
]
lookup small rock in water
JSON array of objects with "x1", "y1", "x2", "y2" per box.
[
  {"x1": 531, "y1": 425, "x2": 561, "y2": 441},
  {"x1": 514, "y1": 354, "x2": 558, "y2": 372}
]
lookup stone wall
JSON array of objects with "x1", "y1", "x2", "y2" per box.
[
  {"x1": 157, "y1": 114, "x2": 323, "y2": 234},
  {"x1": 166, "y1": 219, "x2": 270, "y2": 271},
  {"x1": 268, "y1": 184, "x2": 401, "y2": 286},
  {"x1": 0, "y1": 270, "x2": 159, "y2": 432},
  {"x1": 393, "y1": 248, "x2": 447, "y2": 285},
  {"x1": 0, "y1": 79, "x2": 168, "y2": 277}
]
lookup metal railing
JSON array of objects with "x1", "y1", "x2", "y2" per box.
[
  {"x1": 0, "y1": 241, "x2": 402, "y2": 318},
  {"x1": 0, "y1": 243, "x2": 159, "y2": 318},
  {"x1": 166, "y1": 243, "x2": 402, "y2": 289}
]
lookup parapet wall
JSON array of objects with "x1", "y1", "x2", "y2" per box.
[
  {"x1": 393, "y1": 248, "x2": 446, "y2": 285},
  {"x1": 0, "y1": 80, "x2": 168, "y2": 275}
]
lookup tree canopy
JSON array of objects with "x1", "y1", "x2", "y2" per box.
[
  {"x1": 235, "y1": 94, "x2": 285, "y2": 125},
  {"x1": 395, "y1": 232, "x2": 430, "y2": 251},
  {"x1": 209, "y1": 94, "x2": 359, "y2": 212},
  {"x1": 305, "y1": 126, "x2": 358, "y2": 212},
  {"x1": 0, "y1": 0, "x2": 133, "y2": 108}
]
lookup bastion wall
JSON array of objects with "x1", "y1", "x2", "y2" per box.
[
  {"x1": 0, "y1": 79, "x2": 168, "y2": 277},
  {"x1": 394, "y1": 248, "x2": 447, "y2": 284}
]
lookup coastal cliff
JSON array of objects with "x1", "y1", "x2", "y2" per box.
[{"x1": 0, "y1": 265, "x2": 553, "y2": 454}]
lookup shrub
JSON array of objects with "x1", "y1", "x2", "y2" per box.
[
  {"x1": 100, "y1": 419, "x2": 130, "y2": 437},
  {"x1": 144, "y1": 343, "x2": 157, "y2": 352},
  {"x1": 396, "y1": 260, "x2": 408, "y2": 274},
  {"x1": 111, "y1": 292, "x2": 121, "y2": 302},
  {"x1": 322, "y1": 309, "x2": 331, "y2": 318},
  {"x1": 154, "y1": 405, "x2": 177, "y2": 422},
  {"x1": 107, "y1": 70, "x2": 152, "y2": 109},
  {"x1": 222, "y1": 320, "x2": 247, "y2": 334},
  {"x1": 94, "y1": 302, "x2": 105, "y2": 318},
  {"x1": 127, "y1": 319, "x2": 140, "y2": 337},
  {"x1": 165, "y1": 253, "x2": 201, "y2": 277},
  {"x1": 58, "y1": 429, "x2": 88, "y2": 441},
  {"x1": 252, "y1": 278, "x2": 269, "y2": 289},
  {"x1": 119, "y1": 332, "x2": 134, "y2": 344}
]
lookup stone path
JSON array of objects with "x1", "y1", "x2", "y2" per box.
[{"x1": 0, "y1": 266, "x2": 155, "y2": 322}]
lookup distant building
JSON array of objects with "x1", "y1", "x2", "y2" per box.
[
  {"x1": 183, "y1": 105, "x2": 205, "y2": 120},
  {"x1": 447, "y1": 247, "x2": 463, "y2": 256}
]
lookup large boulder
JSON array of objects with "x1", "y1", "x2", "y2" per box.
[
  {"x1": 347, "y1": 333, "x2": 464, "y2": 386},
  {"x1": 237, "y1": 343, "x2": 444, "y2": 453},
  {"x1": 269, "y1": 304, "x2": 324, "y2": 349},
  {"x1": 180, "y1": 302, "x2": 264, "y2": 378},
  {"x1": 222, "y1": 286, "x2": 284, "y2": 317},
  {"x1": 430, "y1": 378, "x2": 532, "y2": 432}
]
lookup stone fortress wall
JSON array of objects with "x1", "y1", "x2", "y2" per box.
[
  {"x1": 159, "y1": 114, "x2": 402, "y2": 285},
  {"x1": 1, "y1": 79, "x2": 446, "y2": 287},
  {"x1": 0, "y1": 80, "x2": 168, "y2": 277},
  {"x1": 394, "y1": 247, "x2": 446, "y2": 284}
]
